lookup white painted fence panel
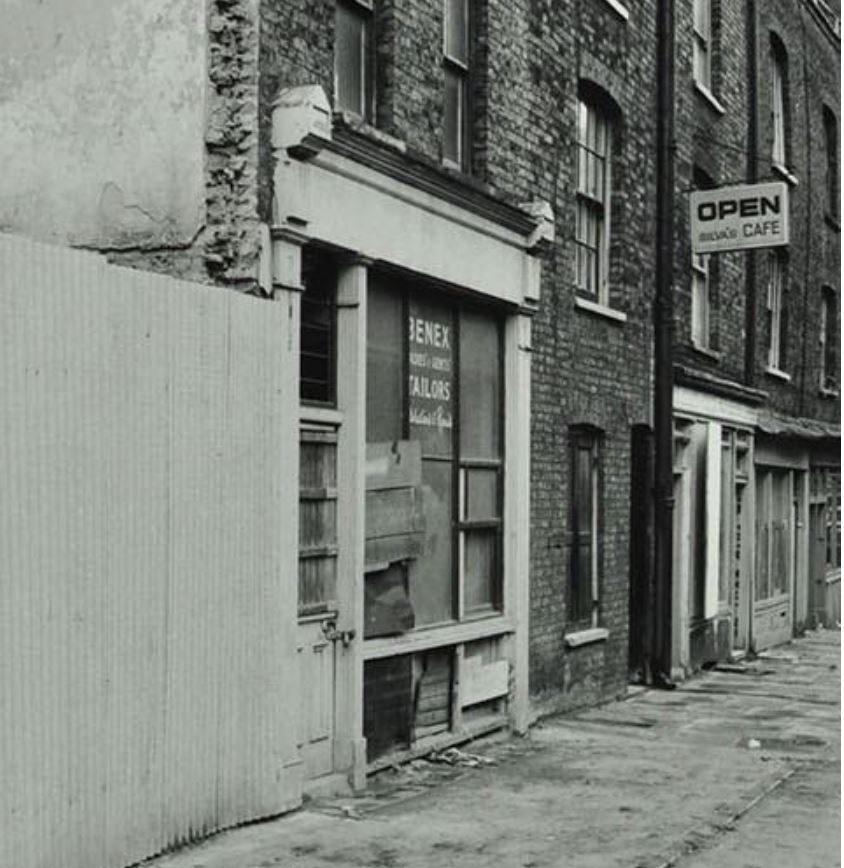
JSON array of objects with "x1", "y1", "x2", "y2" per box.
[{"x1": 0, "y1": 234, "x2": 301, "y2": 868}]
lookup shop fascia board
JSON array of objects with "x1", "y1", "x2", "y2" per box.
[
  {"x1": 674, "y1": 385, "x2": 760, "y2": 428},
  {"x1": 273, "y1": 149, "x2": 544, "y2": 309}
]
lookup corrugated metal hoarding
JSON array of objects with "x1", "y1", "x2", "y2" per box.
[{"x1": 0, "y1": 234, "x2": 301, "y2": 868}]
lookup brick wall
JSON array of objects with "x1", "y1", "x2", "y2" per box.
[
  {"x1": 674, "y1": 0, "x2": 750, "y2": 384},
  {"x1": 523, "y1": 0, "x2": 657, "y2": 711},
  {"x1": 258, "y1": 0, "x2": 657, "y2": 712},
  {"x1": 672, "y1": 0, "x2": 840, "y2": 429}
]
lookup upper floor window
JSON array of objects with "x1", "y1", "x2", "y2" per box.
[
  {"x1": 766, "y1": 251, "x2": 787, "y2": 373},
  {"x1": 443, "y1": 0, "x2": 471, "y2": 169},
  {"x1": 820, "y1": 286, "x2": 838, "y2": 393},
  {"x1": 691, "y1": 252, "x2": 711, "y2": 348},
  {"x1": 576, "y1": 94, "x2": 615, "y2": 305},
  {"x1": 770, "y1": 37, "x2": 789, "y2": 169},
  {"x1": 335, "y1": 0, "x2": 375, "y2": 121},
  {"x1": 691, "y1": 168, "x2": 717, "y2": 351},
  {"x1": 693, "y1": 0, "x2": 713, "y2": 92},
  {"x1": 824, "y1": 106, "x2": 839, "y2": 222}
]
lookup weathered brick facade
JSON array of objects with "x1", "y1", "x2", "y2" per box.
[
  {"x1": 256, "y1": 0, "x2": 659, "y2": 715},
  {"x1": 674, "y1": 1, "x2": 840, "y2": 421}
]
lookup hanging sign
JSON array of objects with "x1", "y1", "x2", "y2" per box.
[
  {"x1": 407, "y1": 302, "x2": 454, "y2": 456},
  {"x1": 690, "y1": 181, "x2": 789, "y2": 255}
]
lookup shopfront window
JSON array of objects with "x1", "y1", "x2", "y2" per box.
[{"x1": 365, "y1": 276, "x2": 503, "y2": 632}]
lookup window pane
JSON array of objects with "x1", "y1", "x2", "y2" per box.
[
  {"x1": 692, "y1": 266, "x2": 709, "y2": 347},
  {"x1": 444, "y1": 66, "x2": 463, "y2": 165},
  {"x1": 693, "y1": 0, "x2": 710, "y2": 37},
  {"x1": 464, "y1": 529, "x2": 498, "y2": 613},
  {"x1": 444, "y1": 0, "x2": 468, "y2": 63},
  {"x1": 459, "y1": 309, "x2": 501, "y2": 460},
  {"x1": 408, "y1": 298, "x2": 455, "y2": 458},
  {"x1": 755, "y1": 474, "x2": 770, "y2": 600},
  {"x1": 365, "y1": 563, "x2": 415, "y2": 639},
  {"x1": 300, "y1": 256, "x2": 336, "y2": 404},
  {"x1": 772, "y1": 56, "x2": 786, "y2": 164},
  {"x1": 336, "y1": 3, "x2": 365, "y2": 115},
  {"x1": 408, "y1": 459, "x2": 455, "y2": 625},
  {"x1": 465, "y1": 467, "x2": 498, "y2": 520},
  {"x1": 367, "y1": 279, "x2": 404, "y2": 443}
]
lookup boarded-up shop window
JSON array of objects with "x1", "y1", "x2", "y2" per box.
[
  {"x1": 364, "y1": 274, "x2": 504, "y2": 630},
  {"x1": 364, "y1": 656, "x2": 412, "y2": 762},
  {"x1": 299, "y1": 428, "x2": 338, "y2": 615}
]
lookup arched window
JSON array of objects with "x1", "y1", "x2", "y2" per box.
[
  {"x1": 823, "y1": 106, "x2": 839, "y2": 221},
  {"x1": 575, "y1": 83, "x2": 621, "y2": 307},
  {"x1": 569, "y1": 425, "x2": 603, "y2": 627},
  {"x1": 770, "y1": 35, "x2": 789, "y2": 169}
]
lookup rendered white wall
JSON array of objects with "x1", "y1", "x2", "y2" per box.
[{"x1": 0, "y1": 0, "x2": 206, "y2": 250}]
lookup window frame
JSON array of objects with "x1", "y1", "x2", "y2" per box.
[
  {"x1": 575, "y1": 97, "x2": 613, "y2": 306},
  {"x1": 820, "y1": 286, "x2": 838, "y2": 393},
  {"x1": 770, "y1": 40, "x2": 788, "y2": 170},
  {"x1": 824, "y1": 107, "x2": 839, "y2": 222},
  {"x1": 442, "y1": 0, "x2": 472, "y2": 171},
  {"x1": 691, "y1": 252, "x2": 711, "y2": 349},
  {"x1": 766, "y1": 251, "x2": 786, "y2": 373},
  {"x1": 569, "y1": 427, "x2": 602, "y2": 628},
  {"x1": 693, "y1": 0, "x2": 712, "y2": 92},
  {"x1": 334, "y1": 0, "x2": 375, "y2": 122},
  {"x1": 300, "y1": 252, "x2": 338, "y2": 408},
  {"x1": 365, "y1": 277, "x2": 506, "y2": 629}
]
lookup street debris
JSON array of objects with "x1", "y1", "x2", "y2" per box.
[
  {"x1": 747, "y1": 738, "x2": 761, "y2": 749},
  {"x1": 428, "y1": 747, "x2": 497, "y2": 767}
]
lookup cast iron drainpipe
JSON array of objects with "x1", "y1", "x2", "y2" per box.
[{"x1": 653, "y1": 0, "x2": 676, "y2": 688}]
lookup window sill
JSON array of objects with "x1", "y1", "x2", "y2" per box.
[
  {"x1": 694, "y1": 82, "x2": 726, "y2": 115},
  {"x1": 300, "y1": 406, "x2": 344, "y2": 426},
  {"x1": 819, "y1": 386, "x2": 839, "y2": 398},
  {"x1": 691, "y1": 343, "x2": 722, "y2": 361},
  {"x1": 599, "y1": 0, "x2": 629, "y2": 20},
  {"x1": 363, "y1": 615, "x2": 514, "y2": 660},
  {"x1": 772, "y1": 163, "x2": 799, "y2": 187},
  {"x1": 765, "y1": 366, "x2": 791, "y2": 382},
  {"x1": 333, "y1": 111, "x2": 408, "y2": 155},
  {"x1": 565, "y1": 627, "x2": 610, "y2": 648},
  {"x1": 574, "y1": 296, "x2": 628, "y2": 323},
  {"x1": 825, "y1": 213, "x2": 841, "y2": 232}
]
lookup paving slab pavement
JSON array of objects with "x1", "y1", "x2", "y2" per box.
[{"x1": 143, "y1": 629, "x2": 840, "y2": 868}]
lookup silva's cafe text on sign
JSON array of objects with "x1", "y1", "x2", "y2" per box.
[{"x1": 690, "y1": 181, "x2": 789, "y2": 255}]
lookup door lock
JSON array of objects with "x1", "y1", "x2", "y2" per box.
[{"x1": 322, "y1": 620, "x2": 356, "y2": 647}]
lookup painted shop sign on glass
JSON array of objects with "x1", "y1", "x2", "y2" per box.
[
  {"x1": 690, "y1": 181, "x2": 789, "y2": 255},
  {"x1": 408, "y1": 301, "x2": 454, "y2": 457}
]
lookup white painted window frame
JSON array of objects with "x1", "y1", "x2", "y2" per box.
[
  {"x1": 771, "y1": 49, "x2": 787, "y2": 169},
  {"x1": 334, "y1": 0, "x2": 375, "y2": 121},
  {"x1": 442, "y1": 0, "x2": 470, "y2": 170},
  {"x1": 575, "y1": 99, "x2": 612, "y2": 307},
  {"x1": 693, "y1": 0, "x2": 712, "y2": 92},
  {"x1": 766, "y1": 251, "x2": 784, "y2": 372},
  {"x1": 691, "y1": 252, "x2": 711, "y2": 349}
]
